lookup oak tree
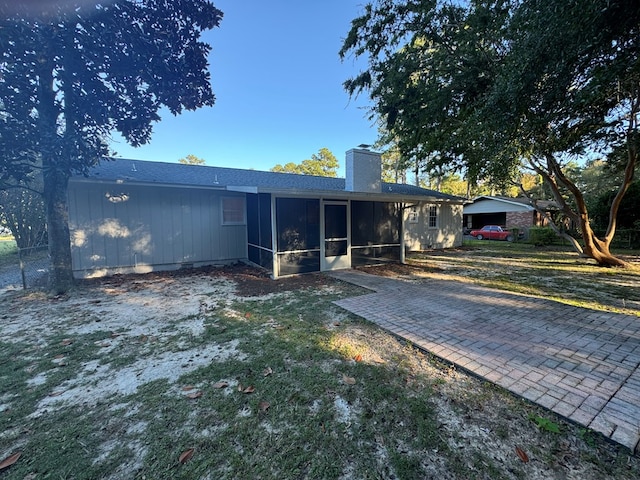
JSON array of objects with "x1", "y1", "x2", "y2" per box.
[
  {"x1": 0, "y1": 0, "x2": 223, "y2": 292},
  {"x1": 341, "y1": 0, "x2": 638, "y2": 267}
]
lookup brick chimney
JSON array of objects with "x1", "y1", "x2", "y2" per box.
[{"x1": 345, "y1": 148, "x2": 381, "y2": 193}]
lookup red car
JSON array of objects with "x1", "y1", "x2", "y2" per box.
[{"x1": 469, "y1": 225, "x2": 514, "y2": 241}]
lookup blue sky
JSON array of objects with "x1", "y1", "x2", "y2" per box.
[{"x1": 109, "y1": 1, "x2": 376, "y2": 176}]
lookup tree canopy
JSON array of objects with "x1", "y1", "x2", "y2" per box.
[
  {"x1": 341, "y1": 0, "x2": 639, "y2": 267},
  {"x1": 271, "y1": 147, "x2": 339, "y2": 177},
  {"x1": 178, "y1": 154, "x2": 207, "y2": 165},
  {"x1": 0, "y1": 0, "x2": 223, "y2": 292}
]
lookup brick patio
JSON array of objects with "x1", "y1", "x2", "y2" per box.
[{"x1": 331, "y1": 270, "x2": 640, "y2": 453}]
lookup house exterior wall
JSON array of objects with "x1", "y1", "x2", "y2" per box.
[
  {"x1": 404, "y1": 202, "x2": 463, "y2": 250},
  {"x1": 68, "y1": 182, "x2": 247, "y2": 278},
  {"x1": 505, "y1": 211, "x2": 535, "y2": 229}
]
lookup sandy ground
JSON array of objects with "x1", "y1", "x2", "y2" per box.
[{"x1": 1, "y1": 265, "x2": 638, "y2": 479}]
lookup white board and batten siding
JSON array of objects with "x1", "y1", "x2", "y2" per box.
[
  {"x1": 404, "y1": 202, "x2": 463, "y2": 251},
  {"x1": 68, "y1": 182, "x2": 247, "y2": 278}
]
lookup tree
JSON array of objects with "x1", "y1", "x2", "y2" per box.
[
  {"x1": 0, "y1": 178, "x2": 47, "y2": 250},
  {"x1": 0, "y1": 1, "x2": 223, "y2": 292},
  {"x1": 271, "y1": 148, "x2": 339, "y2": 177},
  {"x1": 591, "y1": 180, "x2": 640, "y2": 232},
  {"x1": 341, "y1": 0, "x2": 639, "y2": 267},
  {"x1": 178, "y1": 154, "x2": 206, "y2": 165}
]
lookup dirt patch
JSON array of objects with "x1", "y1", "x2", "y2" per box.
[
  {"x1": 79, "y1": 263, "x2": 335, "y2": 298},
  {"x1": 355, "y1": 261, "x2": 444, "y2": 278}
]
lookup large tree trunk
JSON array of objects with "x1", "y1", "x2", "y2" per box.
[
  {"x1": 43, "y1": 169, "x2": 74, "y2": 294},
  {"x1": 37, "y1": 43, "x2": 75, "y2": 294},
  {"x1": 534, "y1": 153, "x2": 633, "y2": 268}
]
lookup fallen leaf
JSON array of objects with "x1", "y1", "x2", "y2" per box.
[
  {"x1": 333, "y1": 321, "x2": 341, "y2": 326},
  {"x1": 61, "y1": 339, "x2": 72, "y2": 346},
  {"x1": 54, "y1": 354, "x2": 65, "y2": 359},
  {"x1": 263, "y1": 367, "x2": 273, "y2": 377},
  {"x1": 342, "y1": 375, "x2": 356, "y2": 385},
  {"x1": 353, "y1": 354, "x2": 363, "y2": 362},
  {"x1": 212, "y1": 381, "x2": 229, "y2": 389},
  {"x1": 111, "y1": 332, "x2": 121, "y2": 338},
  {"x1": 0, "y1": 452, "x2": 21, "y2": 470},
  {"x1": 179, "y1": 448, "x2": 194, "y2": 464},
  {"x1": 237, "y1": 383, "x2": 244, "y2": 392},
  {"x1": 515, "y1": 446, "x2": 529, "y2": 463},
  {"x1": 49, "y1": 391, "x2": 65, "y2": 397},
  {"x1": 186, "y1": 391, "x2": 203, "y2": 399},
  {"x1": 258, "y1": 401, "x2": 270, "y2": 412},
  {"x1": 242, "y1": 386, "x2": 255, "y2": 394},
  {"x1": 182, "y1": 385, "x2": 196, "y2": 391},
  {"x1": 245, "y1": 312, "x2": 252, "y2": 318}
]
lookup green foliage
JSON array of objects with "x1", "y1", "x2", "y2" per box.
[
  {"x1": 341, "y1": 0, "x2": 640, "y2": 266},
  {"x1": 178, "y1": 154, "x2": 206, "y2": 165},
  {"x1": 591, "y1": 180, "x2": 640, "y2": 231},
  {"x1": 271, "y1": 147, "x2": 339, "y2": 177},
  {"x1": 0, "y1": 176, "x2": 46, "y2": 249},
  {"x1": 529, "y1": 414, "x2": 561, "y2": 434},
  {"x1": 0, "y1": 1, "x2": 223, "y2": 292},
  {"x1": 528, "y1": 227, "x2": 558, "y2": 246}
]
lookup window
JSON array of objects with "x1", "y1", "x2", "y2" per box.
[
  {"x1": 408, "y1": 206, "x2": 419, "y2": 224},
  {"x1": 428, "y1": 205, "x2": 438, "y2": 228},
  {"x1": 222, "y1": 196, "x2": 245, "y2": 225}
]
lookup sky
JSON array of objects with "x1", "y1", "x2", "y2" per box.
[{"x1": 109, "y1": 1, "x2": 377, "y2": 176}]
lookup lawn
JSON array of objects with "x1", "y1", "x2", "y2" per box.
[
  {"x1": 0, "y1": 237, "x2": 17, "y2": 269},
  {"x1": 0, "y1": 248, "x2": 639, "y2": 479},
  {"x1": 407, "y1": 240, "x2": 640, "y2": 315}
]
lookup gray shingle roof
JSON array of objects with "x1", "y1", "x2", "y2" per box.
[{"x1": 76, "y1": 157, "x2": 464, "y2": 202}]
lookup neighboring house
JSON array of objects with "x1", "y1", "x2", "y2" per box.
[
  {"x1": 462, "y1": 196, "x2": 554, "y2": 232},
  {"x1": 68, "y1": 148, "x2": 465, "y2": 279}
]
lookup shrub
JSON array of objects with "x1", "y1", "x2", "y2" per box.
[{"x1": 528, "y1": 227, "x2": 557, "y2": 246}]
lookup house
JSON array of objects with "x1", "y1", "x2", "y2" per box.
[
  {"x1": 463, "y1": 196, "x2": 554, "y2": 233},
  {"x1": 68, "y1": 148, "x2": 465, "y2": 279}
]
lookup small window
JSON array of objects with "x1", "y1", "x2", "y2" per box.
[
  {"x1": 222, "y1": 196, "x2": 246, "y2": 225},
  {"x1": 408, "y1": 206, "x2": 419, "y2": 224},
  {"x1": 428, "y1": 205, "x2": 437, "y2": 228}
]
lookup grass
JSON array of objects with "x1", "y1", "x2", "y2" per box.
[
  {"x1": 408, "y1": 239, "x2": 640, "y2": 315},
  {"x1": 0, "y1": 236, "x2": 18, "y2": 268},
  {"x1": 0, "y1": 285, "x2": 452, "y2": 479},
  {"x1": 1, "y1": 249, "x2": 639, "y2": 479}
]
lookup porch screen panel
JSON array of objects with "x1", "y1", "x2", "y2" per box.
[
  {"x1": 247, "y1": 194, "x2": 259, "y2": 246},
  {"x1": 247, "y1": 193, "x2": 273, "y2": 271},
  {"x1": 276, "y1": 198, "x2": 320, "y2": 274},
  {"x1": 351, "y1": 201, "x2": 401, "y2": 266},
  {"x1": 259, "y1": 193, "x2": 273, "y2": 249}
]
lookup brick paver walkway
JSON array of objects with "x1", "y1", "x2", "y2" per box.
[{"x1": 330, "y1": 270, "x2": 640, "y2": 453}]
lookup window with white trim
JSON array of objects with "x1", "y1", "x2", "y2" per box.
[
  {"x1": 408, "y1": 206, "x2": 419, "y2": 223},
  {"x1": 222, "y1": 196, "x2": 246, "y2": 225},
  {"x1": 428, "y1": 205, "x2": 438, "y2": 228}
]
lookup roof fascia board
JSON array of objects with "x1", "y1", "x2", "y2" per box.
[
  {"x1": 69, "y1": 177, "x2": 227, "y2": 191},
  {"x1": 260, "y1": 188, "x2": 464, "y2": 204},
  {"x1": 70, "y1": 177, "x2": 465, "y2": 204}
]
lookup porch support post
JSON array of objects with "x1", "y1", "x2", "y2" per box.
[
  {"x1": 270, "y1": 194, "x2": 279, "y2": 279},
  {"x1": 400, "y1": 202, "x2": 406, "y2": 264}
]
